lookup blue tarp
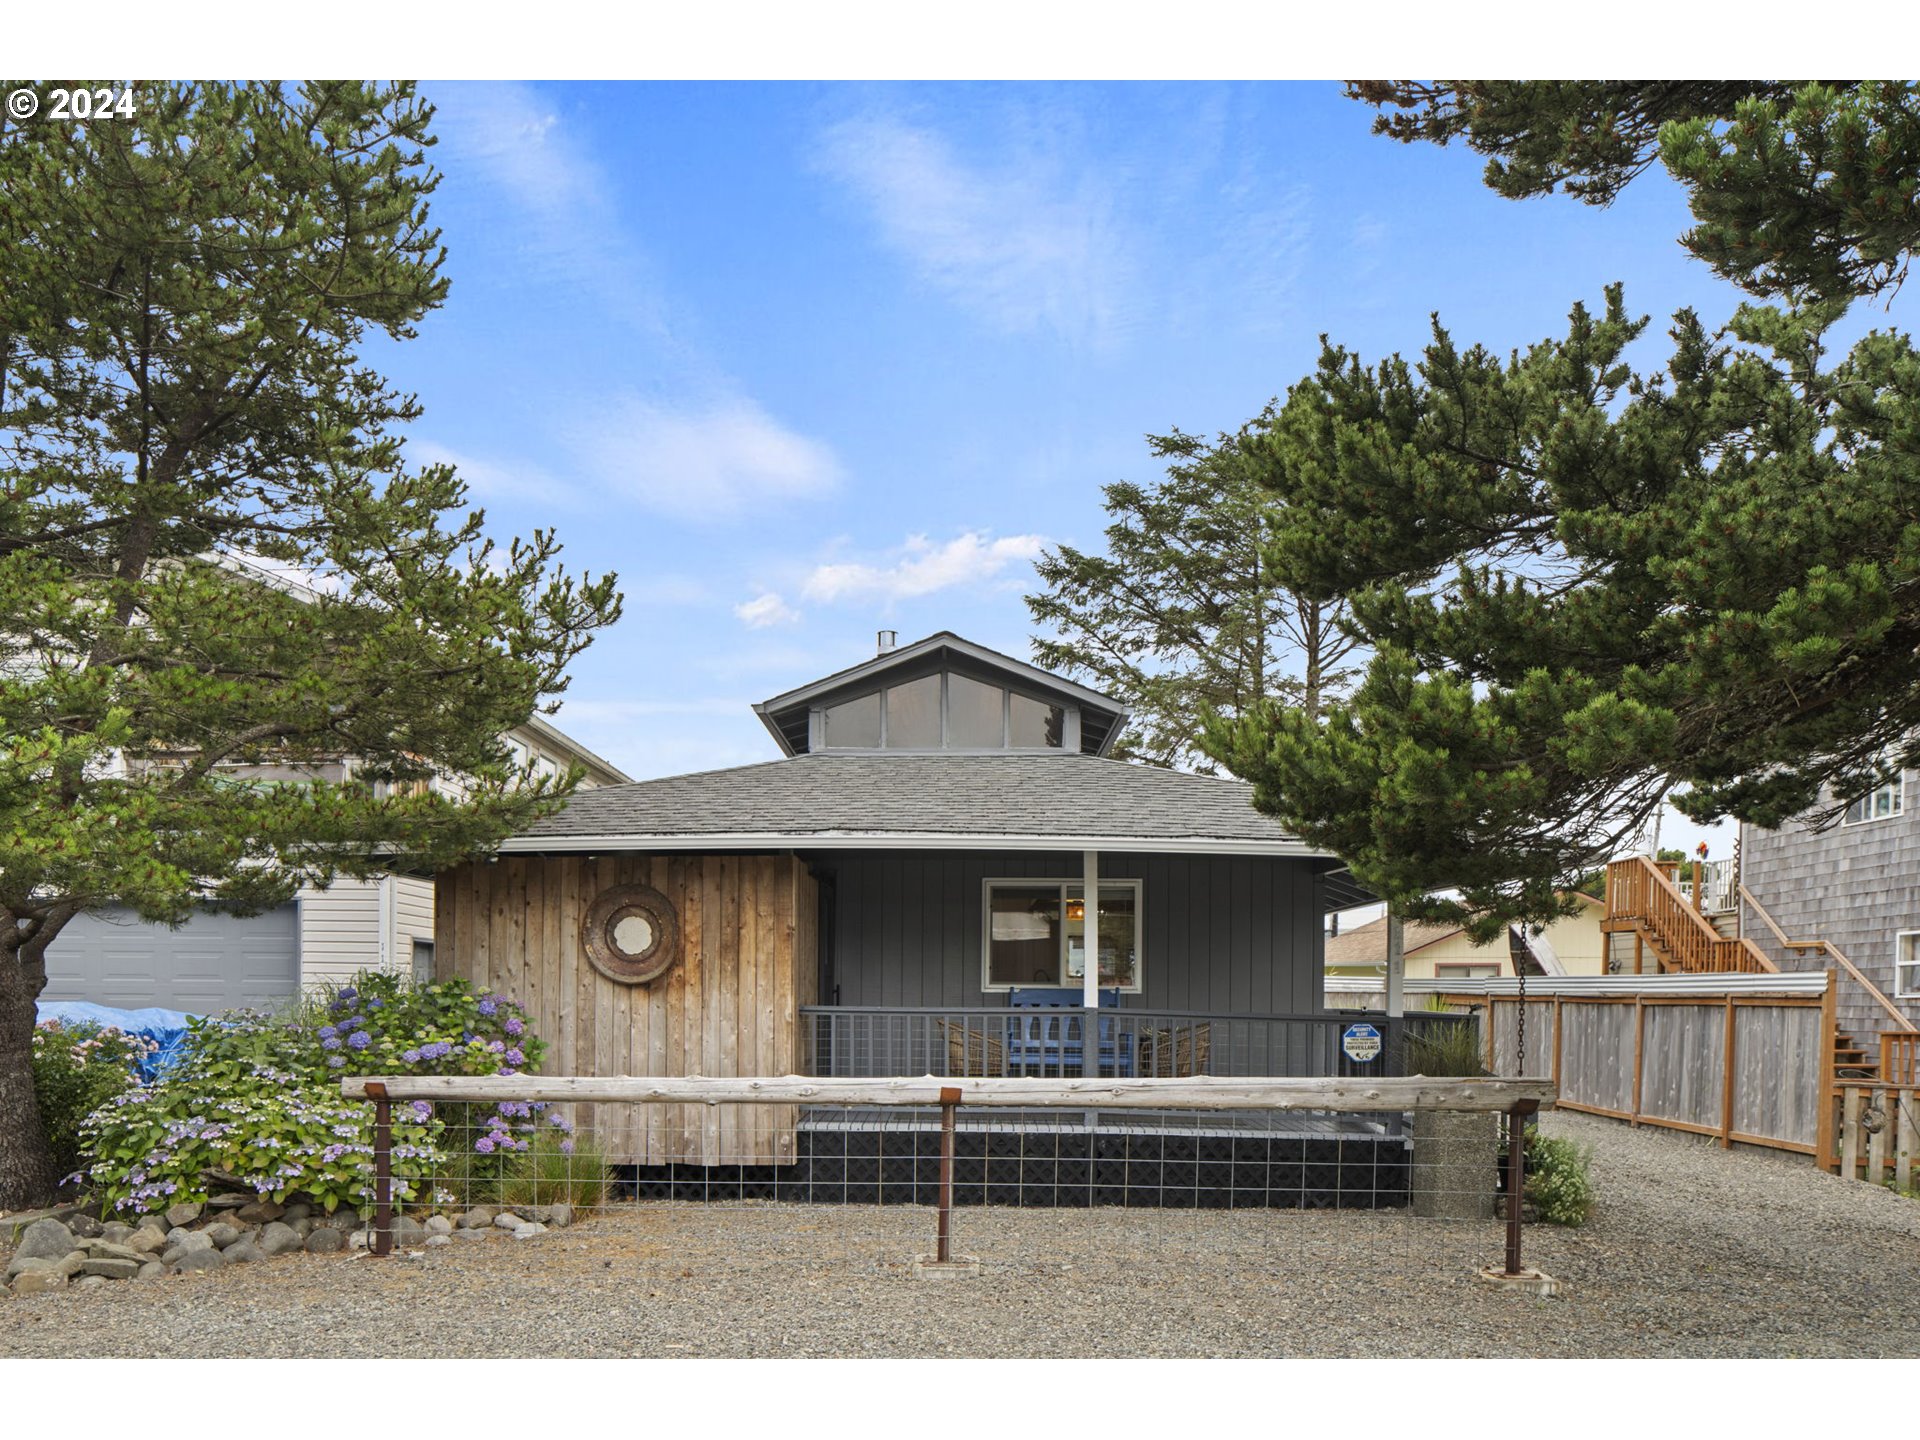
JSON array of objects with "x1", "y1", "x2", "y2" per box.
[{"x1": 35, "y1": 1001, "x2": 198, "y2": 1082}]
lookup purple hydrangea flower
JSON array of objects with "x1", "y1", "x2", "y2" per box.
[
  {"x1": 327, "y1": 1055, "x2": 345, "y2": 1069},
  {"x1": 347, "y1": 1031, "x2": 371, "y2": 1051},
  {"x1": 367, "y1": 998, "x2": 384, "y2": 1009},
  {"x1": 559, "y1": 1139, "x2": 575, "y2": 1155},
  {"x1": 318, "y1": 1025, "x2": 338, "y2": 1040},
  {"x1": 505, "y1": 1048, "x2": 525, "y2": 1067},
  {"x1": 339, "y1": 987, "x2": 358, "y2": 1002},
  {"x1": 488, "y1": 1040, "x2": 505, "y2": 1054},
  {"x1": 402, "y1": 1049, "x2": 422, "y2": 1064},
  {"x1": 504, "y1": 1016, "x2": 525, "y2": 1036},
  {"x1": 321, "y1": 1036, "x2": 342, "y2": 1051},
  {"x1": 477, "y1": 997, "x2": 498, "y2": 1017},
  {"x1": 410, "y1": 1100, "x2": 431, "y2": 1121},
  {"x1": 474, "y1": 1136, "x2": 495, "y2": 1154},
  {"x1": 549, "y1": 1113, "x2": 573, "y2": 1131}
]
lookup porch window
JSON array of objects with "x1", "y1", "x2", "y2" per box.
[
  {"x1": 813, "y1": 673, "x2": 1073, "y2": 750},
  {"x1": 1842, "y1": 770, "x2": 1904, "y2": 825},
  {"x1": 983, "y1": 879, "x2": 1142, "y2": 992},
  {"x1": 1897, "y1": 932, "x2": 1920, "y2": 999}
]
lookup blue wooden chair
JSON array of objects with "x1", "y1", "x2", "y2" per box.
[{"x1": 1006, "y1": 989, "x2": 1132, "y2": 1076}]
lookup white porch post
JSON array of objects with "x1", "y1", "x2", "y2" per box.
[{"x1": 1082, "y1": 848, "x2": 1100, "y2": 1077}]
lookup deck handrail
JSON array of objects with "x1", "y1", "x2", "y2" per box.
[
  {"x1": 1739, "y1": 884, "x2": 1917, "y2": 1035},
  {"x1": 798, "y1": 1003, "x2": 1474, "y2": 1024},
  {"x1": 1605, "y1": 856, "x2": 1778, "y2": 975}
]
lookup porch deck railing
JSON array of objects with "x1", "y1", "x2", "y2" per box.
[{"x1": 799, "y1": 1005, "x2": 1477, "y2": 1080}]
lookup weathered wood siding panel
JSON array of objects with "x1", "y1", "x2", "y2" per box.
[
  {"x1": 1558, "y1": 1002, "x2": 1636, "y2": 1113},
  {"x1": 435, "y1": 854, "x2": 817, "y2": 1166},
  {"x1": 1741, "y1": 791, "x2": 1920, "y2": 1040},
  {"x1": 812, "y1": 850, "x2": 1323, "y2": 1016},
  {"x1": 1730, "y1": 1004, "x2": 1821, "y2": 1147},
  {"x1": 1639, "y1": 1005, "x2": 1724, "y2": 1127}
]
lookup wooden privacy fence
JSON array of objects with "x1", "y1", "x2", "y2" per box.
[
  {"x1": 1468, "y1": 972, "x2": 1834, "y2": 1158},
  {"x1": 1834, "y1": 1081, "x2": 1920, "y2": 1189}
]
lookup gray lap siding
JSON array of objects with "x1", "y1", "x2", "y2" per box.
[{"x1": 805, "y1": 848, "x2": 1325, "y2": 1014}]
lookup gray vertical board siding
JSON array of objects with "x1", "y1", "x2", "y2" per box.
[
  {"x1": 1559, "y1": 1002, "x2": 1637, "y2": 1113},
  {"x1": 1639, "y1": 1005, "x2": 1725, "y2": 1127},
  {"x1": 805, "y1": 848, "x2": 1325, "y2": 1016},
  {"x1": 1730, "y1": 1005, "x2": 1820, "y2": 1147},
  {"x1": 1741, "y1": 794, "x2": 1920, "y2": 1037}
]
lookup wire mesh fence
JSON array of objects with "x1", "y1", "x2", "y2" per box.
[{"x1": 337, "y1": 1075, "x2": 1552, "y2": 1284}]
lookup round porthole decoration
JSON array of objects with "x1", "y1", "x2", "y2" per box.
[{"x1": 582, "y1": 883, "x2": 680, "y2": 985}]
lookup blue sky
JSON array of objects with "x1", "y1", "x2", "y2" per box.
[{"x1": 372, "y1": 80, "x2": 1912, "y2": 858}]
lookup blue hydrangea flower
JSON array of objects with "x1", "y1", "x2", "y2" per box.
[
  {"x1": 504, "y1": 1016, "x2": 525, "y2": 1036},
  {"x1": 318, "y1": 1025, "x2": 338, "y2": 1040},
  {"x1": 367, "y1": 998, "x2": 384, "y2": 1009},
  {"x1": 505, "y1": 1047, "x2": 525, "y2": 1067},
  {"x1": 327, "y1": 1055, "x2": 346, "y2": 1069},
  {"x1": 321, "y1": 1036, "x2": 342, "y2": 1051},
  {"x1": 474, "y1": 1136, "x2": 495, "y2": 1154},
  {"x1": 402, "y1": 1049, "x2": 422, "y2": 1064},
  {"x1": 339, "y1": 987, "x2": 358, "y2": 1002},
  {"x1": 347, "y1": 1031, "x2": 371, "y2": 1051},
  {"x1": 477, "y1": 997, "x2": 498, "y2": 1016}
]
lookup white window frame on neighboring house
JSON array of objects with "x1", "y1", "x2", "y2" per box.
[
  {"x1": 1435, "y1": 960, "x2": 1501, "y2": 980},
  {"x1": 1841, "y1": 769, "x2": 1905, "y2": 825},
  {"x1": 1896, "y1": 931, "x2": 1920, "y2": 1000}
]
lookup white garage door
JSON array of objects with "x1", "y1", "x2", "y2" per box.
[{"x1": 42, "y1": 903, "x2": 300, "y2": 1015}]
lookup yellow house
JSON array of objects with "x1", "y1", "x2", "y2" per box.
[{"x1": 1324, "y1": 894, "x2": 1608, "y2": 984}]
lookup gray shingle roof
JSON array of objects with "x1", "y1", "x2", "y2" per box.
[{"x1": 503, "y1": 752, "x2": 1322, "y2": 854}]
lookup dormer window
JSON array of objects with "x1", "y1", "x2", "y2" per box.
[
  {"x1": 815, "y1": 672, "x2": 1072, "y2": 751},
  {"x1": 754, "y1": 632, "x2": 1127, "y2": 758}
]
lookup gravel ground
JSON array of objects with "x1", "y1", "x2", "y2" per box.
[{"x1": 5, "y1": 1110, "x2": 1919, "y2": 1358}]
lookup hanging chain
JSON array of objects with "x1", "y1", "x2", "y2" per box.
[{"x1": 1515, "y1": 930, "x2": 1528, "y2": 1076}]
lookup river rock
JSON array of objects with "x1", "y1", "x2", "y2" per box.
[
  {"x1": 234, "y1": 1199, "x2": 283, "y2": 1224},
  {"x1": 10, "y1": 1268, "x2": 67, "y2": 1296},
  {"x1": 304, "y1": 1226, "x2": 344, "y2": 1254},
  {"x1": 164, "y1": 1201, "x2": 202, "y2": 1228},
  {"x1": 390, "y1": 1215, "x2": 427, "y2": 1248},
  {"x1": 289, "y1": 1217, "x2": 314, "y2": 1239},
  {"x1": 129, "y1": 1227, "x2": 168, "y2": 1255},
  {"x1": 457, "y1": 1206, "x2": 496, "y2": 1229},
  {"x1": 203, "y1": 1222, "x2": 243, "y2": 1249},
  {"x1": 258, "y1": 1222, "x2": 302, "y2": 1256},
  {"x1": 511, "y1": 1222, "x2": 547, "y2": 1240},
  {"x1": 100, "y1": 1221, "x2": 135, "y2": 1244},
  {"x1": 74, "y1": 1274, "x2": 110, "y2": 1289},
  {"x1": 223, "y1": 1238, "x2": 265, "y2": 1264},
  {"x1": 492, "y1": 1211, "x2": 523, "y2": 1231},
  {"x1": 548, "y1": 1203, "x2": 573, "y2": 1229},
  {"x1": 175, "y1": 1230, "x2": 215, "y2": 1254},
  {"x1": 424, "y1": 1215, "x2": 453, "y2": 1236},
  {"x1": 205, "y1": 1193, "x2": 250, "y2": 1210},
  {"x1": 135, "y1": 1261, "x2": 164, "y2": 1280},
  {"x1": 14, "y1": 1218, "x2": 77, "y2": 1262},
  {"x1": 281, "y1": 1202, "x2": 313, "y2": 1223},
  {"x1": 425, "y1": 1234, "x2": 451, "y2": 1247},
  {"x1": 5, "y1": 1256, "x2": 55, "y2": 1282},
  {"x1": 171, "y1": 1247, "x2": 228, "y2": 1275},
  {"x1": 317, "y1": 1207, "x2": 360, "y2": 1231},
  {"x1": 83, "y1": 1256, "x2": 141, "y2": 1279},
  {"x1": 67, "y1": 1213, "x2": 104, "y2": 1239}
]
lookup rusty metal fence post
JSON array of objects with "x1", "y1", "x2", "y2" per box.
[
  {"x1": 366, "y1": 1080, "x2": 393, "y2": 1258},
  {"x1": 936, "y1": 1085, "x2": 960, "y2": 1264}
]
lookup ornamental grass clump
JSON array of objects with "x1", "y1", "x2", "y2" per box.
[{"x1": 77, "y1": 971, "x2": 549, "y2": 1218}]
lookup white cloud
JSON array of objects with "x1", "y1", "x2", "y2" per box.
[
  {"x1": 569, "y1": 395, "x2": 842, "y2": 520},
  {"x1": 815, "y1": 114, "x2": 1134, "y2": 346},
  {"x1": 735, "y1": 592, "x2": 801, "y2": 629},
  {"x1": 411, "y1": 440, "x2": 580, "y2": 507},
  {"x1": 802, "y1": 531, "x2": 1048, "y2": 604}
]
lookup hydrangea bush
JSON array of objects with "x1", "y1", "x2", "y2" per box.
[
  {"x1": 31, "y1": 1021, "x2": 156, "y2": 1187},
  {"x1": 77, "y1": 972, "x2": 558, "y2": 1218}
]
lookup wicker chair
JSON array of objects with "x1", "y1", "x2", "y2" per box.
[
  {"x1": 938, "y1": 1018, "x2": 1007, "y2": 1077},
  {"x1": 1140, "y1": 1022, "x2": 1212, "y2": 1077}
]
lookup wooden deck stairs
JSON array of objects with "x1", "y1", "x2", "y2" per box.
[{"x1": 1603, "y1": 855, "x2": 1917, "y2": 1088}]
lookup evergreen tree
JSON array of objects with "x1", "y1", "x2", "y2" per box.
[
  {"x1": 0, "y1": 82, "x2": 621, "y2": 1205},
  {"x1": 1348, "y1": 81, "x2": 1920, "y2": 303},
  {"x1": 1028, "y1": 415, "x2": 1358, "y2": 771}
]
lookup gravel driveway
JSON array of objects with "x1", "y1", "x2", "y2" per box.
[{"x1": 5, "y1": 1111, "x2": 1918, "y2": 1358}]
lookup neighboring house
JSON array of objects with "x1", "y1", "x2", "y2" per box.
[
  {"x1": 431, "y1": 631, "x2": 1451, "y2": 1204},
  {"x1": 1323, "y1": 896, "x2": 1607, "y2": 1005},
  {"x1": 42, "y1": 711, "x2": 628, "y2": 1013},
  {"x1": 1736, "y1": 765, "x2": 1920, "y2": 1043}
]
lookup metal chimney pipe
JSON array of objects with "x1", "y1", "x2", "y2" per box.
[{"x1": 876, "y1": 629, "x2": 897, "y2": 655}]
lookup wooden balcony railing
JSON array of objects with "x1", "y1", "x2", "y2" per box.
[
  {"x1": 1605, "y1": 856, "x2": 1777, "y2": 975},
  {"x1": 1740, "y1": 884, "x2": 1916, "y2": 1038}
]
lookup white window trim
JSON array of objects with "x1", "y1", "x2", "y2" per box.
[
  {"x1": 1840, "y1": 770, "x2": 1906, "y2": 826},
  {"x1": 1434, "y1": 960, "x2": 1502, "y2": 978},
  {"x1": 1896, "y1": 930, "x2": 1920, "y2": 1000},
  {"x1": 980, "y1": 877, "x2": 1144, "y2": 994}
]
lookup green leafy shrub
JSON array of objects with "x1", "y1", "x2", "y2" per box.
[
  {"x1": 1523, "y1": 1128, "x2": 1595, "y2": 1226},
  {"x1": 78, "y1": 972, "x2": 547, "y2": 1217},
  {"x1": 32, "y1": 1022, "x2": 154, "y2": 1185}
]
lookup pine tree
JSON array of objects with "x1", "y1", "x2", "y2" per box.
[
  {"x1": 1028, "y1": 414, "x2": 1359, "y2": 772},
  {"x1": 0, "y1": 82, "x2": 621, "y2": 1205}
]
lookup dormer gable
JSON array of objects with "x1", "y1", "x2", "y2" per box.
[{"x1": 752, "y1": 631, "x2": 1129, "y2": 758}]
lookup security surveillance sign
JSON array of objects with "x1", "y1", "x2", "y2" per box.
[{"x1": 1341, "y1": 1022, "x2": 1383, "y2": 1064}]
